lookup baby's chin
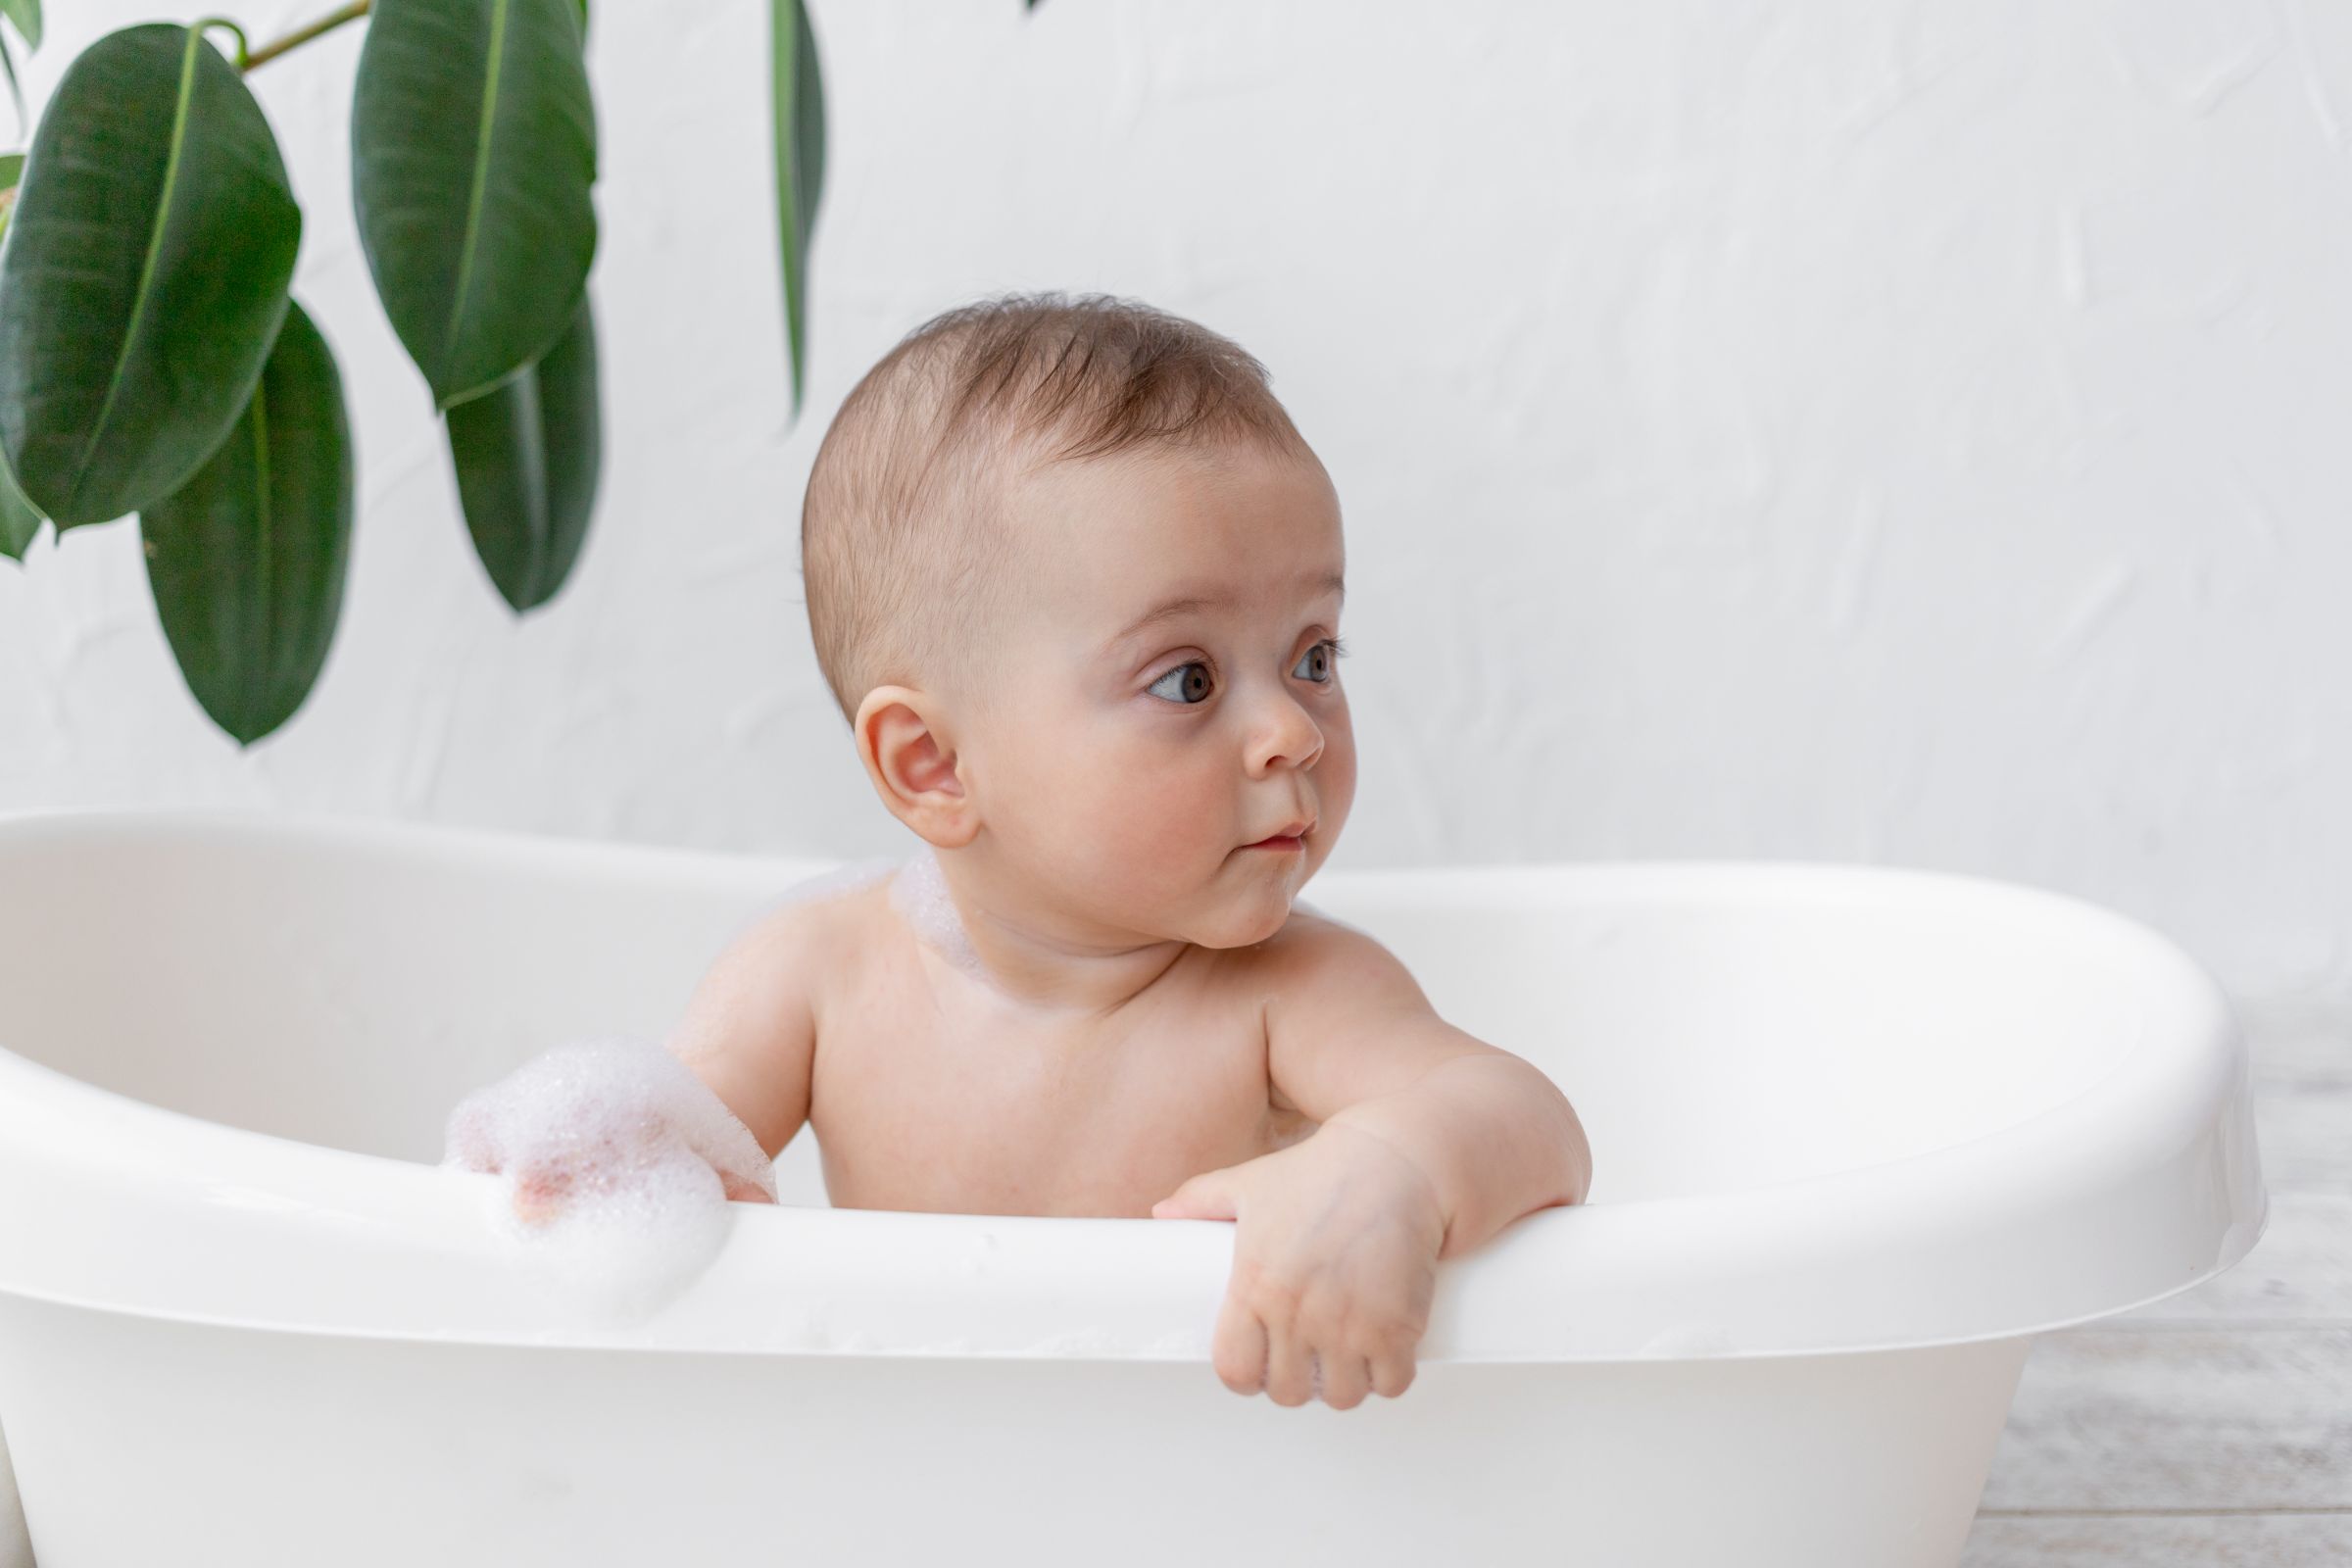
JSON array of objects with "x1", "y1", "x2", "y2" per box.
[{"x1": 1171, "y1": 874, "x2": 1306, "y2": 950}]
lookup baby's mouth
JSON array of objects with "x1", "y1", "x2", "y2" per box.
[{"x1": 1241, "y1": 818, "x2": 1313, "y2": 854}]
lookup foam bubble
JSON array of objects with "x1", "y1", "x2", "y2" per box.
[
  {"x1": 888, "y1": 845, "x2": 991, "y2": 982},
  {"x1": 442, "y1": 1036, "x2": 778, "y2": 1327},
  {"x1": 775, "y1": 856, "x2": 901, "y2": 906}
]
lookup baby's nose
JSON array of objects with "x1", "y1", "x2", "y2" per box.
[{"x1": 1249, "y1": 699, "x2": 1324, "y2": 773}]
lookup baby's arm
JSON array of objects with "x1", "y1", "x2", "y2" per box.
[
  {"x1": 657, "y1": 898, "x2": 827, "y2": 1190},
  {"x1": 446, "y1": 900, "x2": 823, "y2": 1221},
  {"x1": 1150, "y1": 918, "x2": 1591, "y2": 1407},
  {"x1": 1262, "y1": 922, "x2": 1592, "y2": 1255}
]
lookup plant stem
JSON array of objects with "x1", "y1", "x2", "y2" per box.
[{"x1": 242, "y1": 0, "x2": 370, "y2": 72}]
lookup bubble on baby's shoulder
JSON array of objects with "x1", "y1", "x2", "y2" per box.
[
  {"x1": 441, "y1": 1035, "x2": 778, "y2": 1329},
  {"x1": 887, "y1": 845, "x2": 990, "y2": 981},
  {"x1": 773, "y1": 856, "x2": 903, "y2": 907}
]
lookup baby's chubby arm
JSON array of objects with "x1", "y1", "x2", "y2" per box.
[
  {"x1": 1150, "y1": 919, "x2": 1592, "y2": 1407},
  {"x1": 655, "y1": 900, "x2": 828, "y2": 1197},
  {"x1": 451, "y1": 900, "x2": 823, "y2": 1221}
]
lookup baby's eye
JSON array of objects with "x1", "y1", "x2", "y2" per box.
[
  {"x1": 1147, "y1": 662, "x2": 1214, "y2": 705},
  {"x1": 1292, "y1": 638, "x2": 1343, "y2": 684}
]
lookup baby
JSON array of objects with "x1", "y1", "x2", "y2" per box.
[{"x1": 462, "y1": 291, "x2": 1592, "y2": 1408}]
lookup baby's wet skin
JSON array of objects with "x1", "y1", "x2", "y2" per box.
[
  {"x1": 796, "y1": 861, "x2": 1327, "y2": 1223},
  {"x1": 656, "y1": 442, "x2": 1583, "y2": 1403},
  {"x1": 688, "y1": 855, "x2": 1588, "y2": 1410}
]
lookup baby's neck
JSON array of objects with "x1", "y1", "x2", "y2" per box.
[{"x1": 891, "y1": 847, "x2": 1192, "y2": 1015}]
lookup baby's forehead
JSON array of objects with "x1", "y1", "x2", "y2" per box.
[{"x1": 995, "y1": 454, "x2": 1341, "y2": 635}]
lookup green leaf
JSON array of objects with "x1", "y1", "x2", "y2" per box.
[
  {"x1": 0, "y1": 0, "x2": 40, "y2": 52},
  {"x1": 352, "y1": 0, "x2": 598, "y2": 410},
  {"x1": 4, "y1": 149, "x2": 53, "y2": 562},
  {"x1": 0, "y1": 436, "x2": 39, "y2": 562},
  {"x1": 0, "y1": 24, "x2": 301, "y2": 527},
  {"x1": 769, "y1": 0, "x2": 824, "y2": 420},
  {"x1": 138, "y1": 300, "x2": 353, "y2": 747},
  {"x1": 1, "y1": 32, "x2": 22, "y2": 146},
  {"x1": 444, "y1": 295, "x2": 598, "y2": 612},
  {"x1": 0, "y1": 151, "x2": 21, "y2": 248}
]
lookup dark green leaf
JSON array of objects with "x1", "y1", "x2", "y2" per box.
[
  {"x1": 0, "y1": 0, "x2": 40, "y2": 52},
  {"x1": 769, "y1": 0, "x2": 824, "y2": 419},
  {"x1": 0, "y1": 24, "x2": 300, "y2": 527},
  {"x1": 139, "y1": 300, "x2": 353, "y2": 747},
  {"x1": 445, "y1": 295, "x2": 598, "y2": 612},
  {"x1": 0, "y1": 437, "x2": 38, "y2": 561},
  {"x1": 353, "y1": 0, "x2": 598, "y2": 410}
]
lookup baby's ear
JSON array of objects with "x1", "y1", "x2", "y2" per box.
[{"x1": 853, "y1": 684, "x2": 978, "y2": 849}]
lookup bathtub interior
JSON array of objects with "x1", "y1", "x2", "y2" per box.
[{"x1": 0, "y1": 821, "x2": 2186, "y2": 1208}]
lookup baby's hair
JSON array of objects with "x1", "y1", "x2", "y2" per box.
[{"x1": 800, "y1": 289, "x2": 1317, "y2": 723}]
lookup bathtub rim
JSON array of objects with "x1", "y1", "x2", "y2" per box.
[{"x1": 0, "y1": 804, "x2": 2270, "y2": 1364}]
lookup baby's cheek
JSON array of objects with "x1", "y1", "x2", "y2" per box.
[
  {"x1": 1127, "y1": 768, "x2": 1231, "y2": 871},
  {"x1": 1313, "y1": 716, "x2": 1358, "y2": 844}
]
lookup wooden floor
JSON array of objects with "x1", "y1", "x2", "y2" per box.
[{"x1": 1960, "y1": 994, "x2": 2352, "y2": 1566}]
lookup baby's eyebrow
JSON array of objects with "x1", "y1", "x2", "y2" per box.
[{"x1": 1102, "y1": 569, "x2": 1346, "y2": 652}]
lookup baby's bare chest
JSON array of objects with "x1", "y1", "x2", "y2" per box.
[{"x1": 805, "y1": 968, "x2": 1316, "y2": 1218}]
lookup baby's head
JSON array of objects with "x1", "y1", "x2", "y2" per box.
[{"x1": 801, "y1": 291, "x2": 1353, "y2": 952}]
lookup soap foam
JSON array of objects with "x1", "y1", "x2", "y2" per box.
[
  {"x1": 442, "y1": 1036, "x2": 778, "y2": 1327},
  {"x1": 775, "y1": 856, "x2": 902, "y2": 906},
  {"x1": 888, "y1": 845, "x2": 991, "y2": 982}
]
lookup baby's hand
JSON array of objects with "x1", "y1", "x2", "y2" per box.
[
  {"x1": 507, "y1": 1163, "x2": 777, "y2": 1223},
  {"x1": 442, "y1": 1038, "x2": 780, "y2": 1226},
  {"x1": 1151, "y1": 1121, "x2": 1446, "y2": 1409},
  {"x1": 488, "y1": 1125, "x2": 779, "y2": 1224}
]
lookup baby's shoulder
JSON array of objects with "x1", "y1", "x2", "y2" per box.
[
  {"x1": 1225, "y1": 902, "x2": 1419, "y2": 997},
  {"x1": 731, "y1": 858, "x2": 903, "y2": 982}
]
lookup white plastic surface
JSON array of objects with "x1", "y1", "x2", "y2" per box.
[{"x1": 0, "y1": 807, "x2": 2269, "y2": 1566}]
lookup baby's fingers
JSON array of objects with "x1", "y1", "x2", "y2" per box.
[
  {"x1": 510, "y1": 1162, "x2": 575, "y2": 1225},
  {"x1": 1208, "y1": 1291, "x2": 1269, "y2": 1397},
  {"x1": 1367, "y1": 1337, "x2": 1418, "y2": 1400},
  {"x1": 718, "y1": 1170, "x2": 777, "y2": 1204},
  {"x1": 1314, "y1": 1348, "x2": 1375, "y2": 1411},
  {"x1": 1262, "y1": 1316, "x2": 1318, "y2": 1408}
]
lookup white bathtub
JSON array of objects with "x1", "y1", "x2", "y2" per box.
[{"x1": 0, "y1": 807, "x2": 2264, "y2": 1567}]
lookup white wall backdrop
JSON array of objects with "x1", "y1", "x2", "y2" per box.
[{"x1": 1, "y1": 0, "x2": 2343, "y2": 1004}]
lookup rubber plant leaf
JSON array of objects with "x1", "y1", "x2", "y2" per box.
[
  {"x1": 770, "y1": 0, "x2": 825, "y2": 420},
  {"x1": 1, "y1": 30, "x2": 21, "y2": 133},
  {"x1": 444, "y1": 296, "x2": 599, "y2": 612},
  {"x1": 353, "y1": 0, "x2": 598, "y2": 411},
  {"x1": 0, "y1": 152, "x2": 20, "y2": 252},
  {"x1": 138, "y1": 300, "x2": 354, "y2": 748},
  {"x1": 0, "y1": 0, "x2": 39, "y2": 52},
  {"x1": 0, "y1": 156, "x2": 37, "y2": 560},
  {"x1": 0, "y1": 24, "x2": 299, "y2": 527},
  {"x1": 0, "y1": 439, "x2": 38, "y2": 562}
]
